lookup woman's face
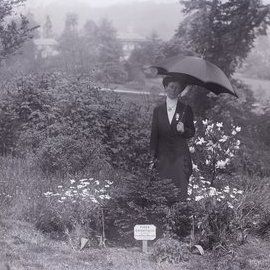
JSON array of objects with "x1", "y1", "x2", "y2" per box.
[{"x1": 165, "y1": 81, "x2": 184, "y2": 99}]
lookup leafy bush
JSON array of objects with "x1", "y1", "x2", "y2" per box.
[{"x1": 152, "y1": 237, "x2": 189, "y2": 264}]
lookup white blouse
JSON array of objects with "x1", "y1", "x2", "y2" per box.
[{"x1": 166, "y1": 97, "x2": 178, "y2": 124}]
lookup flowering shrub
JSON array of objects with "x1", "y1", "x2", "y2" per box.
[
  {"x1": 44, "y1": 177, "x2": 112, "y2": 205},
  {"x1": 164, "y1": 119, "x2": 246, "y2": 249},
  {"x1": 39, "y1": 177, "x2": 113, "y2": 243},
  {"x1": 186, "y1": 177, "x2": 245, "y2": 249},
  {"x1": 189, "y1": 119, "x2": 241, "y2": 185},
  {"x1": 187, "y1": 177, "x2": 244, "y2": 206}
]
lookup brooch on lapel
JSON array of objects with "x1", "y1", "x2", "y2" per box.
[{"x1": 176, "y1": 113, "x2": 180, "y2": 122}]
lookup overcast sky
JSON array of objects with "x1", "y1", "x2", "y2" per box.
[
  {"x1": 26, "y1": 0, "x2": 270, "y2": 6},
  {"x1": 25, "y1": 0, "x2": 178, "y2": 8}
]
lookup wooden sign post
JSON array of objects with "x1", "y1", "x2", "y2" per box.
[{"x1": 134, "y1": 224, "x2": 156, "y2": 253}]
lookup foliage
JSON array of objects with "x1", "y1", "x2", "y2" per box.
[
  {"x1": 105, "y1": 171, "x2": 180, "y2": 244},
  {"x1": 43, "y1": 15, "x2": 53, "y2": 38},
  {"x1": 152, "y1": 237, "x2": 189, "y2": 264},
  {"x1": 0, "y1": 0, "x2": 38, "y2": 63},
  {"x1": 177, "y1": 0, "x2": 270, "y2": 76},
  {"x1": 240, "y1": 34, "x2": 270, "y2": 80},
  {"x1": 128, "y1": 32, "x2": 165, "y2": 67},
  {"x1": 55, "y1": 16, "x2": 126, "y2": 84}
]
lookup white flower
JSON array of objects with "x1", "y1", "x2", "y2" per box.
[
  {"x1": 196, "y1": 137, "x2": 206, "y2": 145},
  {"x1": 216, "y1": 122, "x2": 223, "y2": 128},
  {"x1": 90, "y1": 197, "x2": 98, "y2": 204},
  {"x1": 201, "y1": 180, "x2": 210, "y2": 185},
  {"x1": 230, "y1": 194, "x2": 236, "y2": 199},
  {"x1": 82, "y1": 182, "x2": 90, "y2": 186},
  {"x1": 232, "y1": 130, "x2": 237, "y2": 136},
  {"x1": 209, "y1": 187, "x2": 217, "y2": 197},
  {"x1": 195, "y1": 195, "x2": 204, "y2": 201},
  {"x1": 61, "y1": 197, "x2": 66, "y2": 200},
  {"x1": 65, "y1": 191, "x2": 73, "y2": 197},
  {"x1": 237, "y1": 190, "x2": 243, "y2": 194},
  {"x1": 193, "y1": 185, "x2": 199, "y2": 189},
  {"x1": 95, "y1": 180, "x2": 100, "y2": 185},
  {"x1": 77, "y1": 185, "x2": 84, "y2": 189},
  {"x1": 189, "y1": 146, "x2": 195, "y2": 153},
  {"x1": 44, "y1": 191, "x2": 53, "y2": 197},
  {"x1": 236, "y1": 126, "x2": 241, "y2": 132},
  {"x1": 205, "y1": 159, "x2": 210, "y2": 165},
  {"x1": 216, "y1": 160, "x2": 226, "y2": 169},
  {"x1": 227, "y1": 202, "x2": 234, "y2": 209},
  {"x1": 202, "y1": 119, "x2": 208, "y2": 126},
  {"x1": 188, "y1": 187, "x2": 192, "y2": 195},
  {"x1": 57, "y1": 185, "x2": 63, "y2": 188},
  {"x1": 70, "y1": 179, "x2": 76, "y2": 184},
  {"x1": 224, "y1": 186, "x2": 230, "y2": 193},
  {"x1": 105, "y1": 180, "x2": 113, "y2": 185},
  {"x1": 219, "y1": 135, "x2": 228, "y2": 143},
  {"x1": 236, "y1": 140, "x2": 241, "y2": 146},
  {"x1": 99, "y1": 194, "x2": 111, "y2": 200},
  {"x1": 192, "y1": 163, "x2": 199, "y2": 171}
]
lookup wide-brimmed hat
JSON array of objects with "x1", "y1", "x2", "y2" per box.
[{"x1": 162, "y1": 75, "x2": 187, "y2": 88}]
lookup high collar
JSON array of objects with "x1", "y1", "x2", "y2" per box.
[{"x1": 166, "y1": 97, "x2": 178, "y2": 106}]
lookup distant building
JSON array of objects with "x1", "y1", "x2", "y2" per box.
[
  {"x1": 117, "y1": 31, "x2": 146, "y2": 59},
  {"x1": 34, "y1": 38, "x2": 59, "y2": 59}
]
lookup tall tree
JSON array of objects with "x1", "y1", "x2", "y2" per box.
[
  {"x1": 174, "y1": 0, "x2": 269, "y2": 115},
  {"x1": 176, "y1": 0, "x2": 270, "y2": 76},
  {"x1": 128, "y1": 31, "x2": 165, "y2": 66},
  {"x1": 81, "y1": 20, "x2": 99, "y2": 66},
  {"x1": 0, "y1": 0, "x2": 38, "y2": 64},
  {"x1": 58, "y1": 13, "x2": 83, "y2": 73},
  {"x1": 43, "y1": 15, "x2": 53, "y2": 38},
  {"x1": 95, "y1": 19, "x2": 126, "y2": 84}
]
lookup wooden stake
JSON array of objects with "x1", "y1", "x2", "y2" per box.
[{"x1": 142, "y1": 240, "x2": 148, "y2": 253}]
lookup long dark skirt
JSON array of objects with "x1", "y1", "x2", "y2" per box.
[{"x1": 156, "y1": 153, "x2": 192, "y2": 202}]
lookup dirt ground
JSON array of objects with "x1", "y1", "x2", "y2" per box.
[{"x1": 1, "y1": 219, "x2": 270, "y2": 270}]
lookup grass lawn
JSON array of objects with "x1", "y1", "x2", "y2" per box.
[{"x1": 1, "y1": 218, "x2": 270, "y2": 270}]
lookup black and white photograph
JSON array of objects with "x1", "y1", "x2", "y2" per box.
[{"x1": 0, "y1": 0, "x2": 270, "y2": 269}]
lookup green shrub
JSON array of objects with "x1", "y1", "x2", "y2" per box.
[{"x1": 152, "y1": 237, "x2": 189, "y2": 264}]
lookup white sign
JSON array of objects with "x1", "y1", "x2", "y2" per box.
[{"x1": 134, "y1": 224, "x2": 156, "y2": 241}]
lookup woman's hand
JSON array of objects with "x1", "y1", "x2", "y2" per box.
[{"x1": 177, "y1": 121, "x2": 185, "y2": 133}]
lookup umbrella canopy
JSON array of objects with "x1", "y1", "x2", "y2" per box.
[{"x1": 151, "y1": 56, "x2": 238, "y2": 97}]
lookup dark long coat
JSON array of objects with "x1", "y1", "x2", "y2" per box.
[{"x1": 150, "y1": 100, "x2": 195, "y2": 201}]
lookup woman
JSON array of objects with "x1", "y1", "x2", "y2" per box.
[{"x1": 150, "y1": 76, "x2": 195, "y2": 202}]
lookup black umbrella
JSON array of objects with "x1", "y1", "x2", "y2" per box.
[{"x1": 151, "y1": 56, "x2": 238, "y2": 97}]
